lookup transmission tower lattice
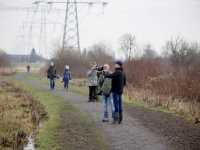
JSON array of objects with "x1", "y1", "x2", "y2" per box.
[
  {"x1": 28, "y1": 24, "x2": 34, "y2": 55},
  {"x1": 39, "y1": 6, "x2": 47, "y2": 59},
  {"x1": 63, "y1": 0, "x2": 80, "y2": 51},
  {"x1": 45, "y1": 0, "x2": 108, "y2": 51}
]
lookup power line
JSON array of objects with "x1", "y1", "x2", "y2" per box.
[
  {"x1": 80, "y1": 9, "x2": 102, "y2": 34},
  {"x1": 41, "y1": 0, "x2": 108, "y2": 51}
]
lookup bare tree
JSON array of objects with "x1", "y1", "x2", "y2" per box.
[
  {"x1": 87, "y1": 41, "x2": 115, "y2": 64},
  {"x1": 178, "y1": 39, "x2": 188, "y2": 66},
  {"x1": 142, "y1": 44, "x2": 157, "y2": 59},
  {"x1": 118, "y1": 33, "x2": 138, "y2": 61},
  {"x1": 162, "y1": 41, "x2": 171, "y2": 58},
  {"x1": 169, "y1": 33, "x2": 185, "y2": 74},
  {"x1": 190, "y1": 42, "x2": 200, "y2": 64}
]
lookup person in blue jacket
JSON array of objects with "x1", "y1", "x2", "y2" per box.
[{"x1": 63, "y1": 65, "x2": 71, "y2": 90}]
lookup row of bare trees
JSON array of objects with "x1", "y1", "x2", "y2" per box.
[
  {"x1": 49, "y1": 41, "x2": 115, "y2": 78},
  {"x1": 161, "y1": 33, "x2": 200, "y2": 74},
  {"x1": 48, "y1": 33, "x2": 199, "y2": 79},
  {"x1": 118, "y1": 33, "x2": 200, "y2": 71}
]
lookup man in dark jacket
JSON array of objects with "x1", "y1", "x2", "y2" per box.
[
  {"x1": 27, "y1": 65, "x2": 30, "y2": 73},
  {"x1": 47, "y1": 62, "x2": 57, "y2": 91},
  {"x1": 104, "y1": 61, "x2": 126, "y2": 124}
]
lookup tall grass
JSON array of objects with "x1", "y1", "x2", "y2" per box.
[
  {"x1": 123, "y1": 58, "x2": 200, "y2": 122},
  {"x1": 0, "y1": 77, "x2": 46, "y2": 150},
  {"x1": 0, "y1": 67, "x2": 17, "y2": 76}
]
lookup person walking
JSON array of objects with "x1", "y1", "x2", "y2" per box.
[
  {"x1": 98, "y1": 64, "x2": 115, "y2": 122},
  {"x1": 87, "y1": 64, "x2": 98, "y2": 102},
  {"x1": 63, "y1": 65, "x2": 71, "y2": 91},
  {"x1": 47, "y1": 62, "x2": 57, "y2": 91},
  {"x1": 104, "y1": 61, "x2": 126, "y2": 124},
  {"x1": 27, "y1": 65, "x2": 30, "y2": 73}
]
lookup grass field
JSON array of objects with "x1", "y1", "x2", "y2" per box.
[
  {"x1": 13, "y1": 63, "x2": 40, "y2": 67},
  {"x1": 4, "y1": 74, "x2": 107, "y2": 150}
]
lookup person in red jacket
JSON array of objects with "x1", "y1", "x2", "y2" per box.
[{"x1": 104, "y1": 61, "x2": 126, "y2": 124}]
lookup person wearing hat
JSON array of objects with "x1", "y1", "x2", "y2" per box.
[
  {"x1": 63, "y1": 65, "x2": 71, "y2": 91},
  {"x1": 104, "y1": 61, "x2": 126, "y2": 124},
  {"x1": 87, "y1": 64, "x2": 98, "y2": 102}
]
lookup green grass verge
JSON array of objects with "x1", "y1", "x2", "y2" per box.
[{"x1": 4, "y1": 74, "x2": 107, "y2": 150}]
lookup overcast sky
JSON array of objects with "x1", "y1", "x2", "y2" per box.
[{"x1": 0, "y1": 0, "x2": 200, "y2": 59}]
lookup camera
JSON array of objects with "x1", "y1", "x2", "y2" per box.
[
  {"x1": 95, "y1": 66, "x2": 103, "y2": 71},
  {"x1": 53, "y1": 74, "x2": 59, "y2": 79}
]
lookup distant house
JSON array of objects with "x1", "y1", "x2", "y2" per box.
[{"x1": 8, "y1": 54, "x2": 30, "y2": 63}]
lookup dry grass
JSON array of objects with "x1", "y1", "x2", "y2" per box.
[
  {"x1": 0, "y1": 67, "x2": 17, "y2": 76},
  {"x1": 0, "y1": 77, "x2": 46, "y2": 150},
  {"x1": 123, "y1": 83, "x2": 200, "y2": 123},
  {"x1": 16, "y1": 67, "x2": 40, "y2": 73},
  {"x1": 63, "y1": 78, "x2": 200, "y2": 123}
]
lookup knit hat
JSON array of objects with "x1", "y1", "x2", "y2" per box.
[{"x1": 114, "y1": 61, "x2": 123, "y2": 67}]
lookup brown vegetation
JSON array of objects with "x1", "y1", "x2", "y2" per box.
[
  {"x1": 0, "y1": 77, "x2": 46, "y2": 150},
  {"x1": 42, "y1": 34, "x2": 200, "y2": 122},
  {"x1": 0, "y1": 50, "x2": 17, "y2": 76}
]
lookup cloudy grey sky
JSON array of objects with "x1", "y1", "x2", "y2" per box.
[{"x1": 0, "y1": 0, "x2": 200, "y2": 58}]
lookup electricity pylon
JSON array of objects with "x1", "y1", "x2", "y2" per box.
[
  {"x1": 44, "y1": 0, "x2": 108, "y2": 51},
  {"x1": 39, "y1": 5, "x2": 47, "y2": 59},
  {"x1": 63, "y1": 0, "x2": 80, "y2": 51}
]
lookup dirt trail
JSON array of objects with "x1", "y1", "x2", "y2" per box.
[{"x1": 15, "y1": 73, "x2": 172, "y2": 150}]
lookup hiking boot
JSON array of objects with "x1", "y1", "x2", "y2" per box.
[
  {"x1": 118, "y1": 112, "x2": 123, "y2": 124},
  {"x1": 102, "y1": 117, "x2": 109, "y2": 122},
  {"x1": 97, "y1": 92, "x2": 102, "y2": 96},
  {"x1": 110, "y1": 112, "x2": 119, "y2": 124},
  {"x1": 88, "y1": 99, "x2": 92, "y2": 102}
]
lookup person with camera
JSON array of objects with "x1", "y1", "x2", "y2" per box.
[
  {"x1": 92, "y1": 62, "x2": 104, "y2": 102},
  {"x1": 47, "y1": 62, "x2": 57, "y2": 91},
  {"x1": 98, "y1": 64, "x2": 115, "y2": 122},
  {"x1": 63, "y1": 65, "x2": 71, "y2": 91},
  {"x1": 104, "y1": 61, "x2": 126, "y2": 124},
  {"x1": 87, "y1": 64, "x2": 98, "y2": 102}
]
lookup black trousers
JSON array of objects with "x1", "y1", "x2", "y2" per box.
[{"x1": 89, "y1": 86, "x2": 97, "y2": 101}]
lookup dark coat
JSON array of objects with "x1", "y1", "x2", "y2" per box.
[
  {"x1": 47, "y1": 66, "x2": 57, "y2": 79},
  {"x1": 104, "y1": 67, "x2": 126, "y2": 94},
  {"x1": 63, "y1": 69, "x2": 71, "y2": 80},
  {"x1": 27, "y1": 66, "x2": 30, "y2": 70}
]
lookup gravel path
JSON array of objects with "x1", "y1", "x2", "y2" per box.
[{"x1": 15, "y1": 73, "x2": 172, "y2": 150}]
